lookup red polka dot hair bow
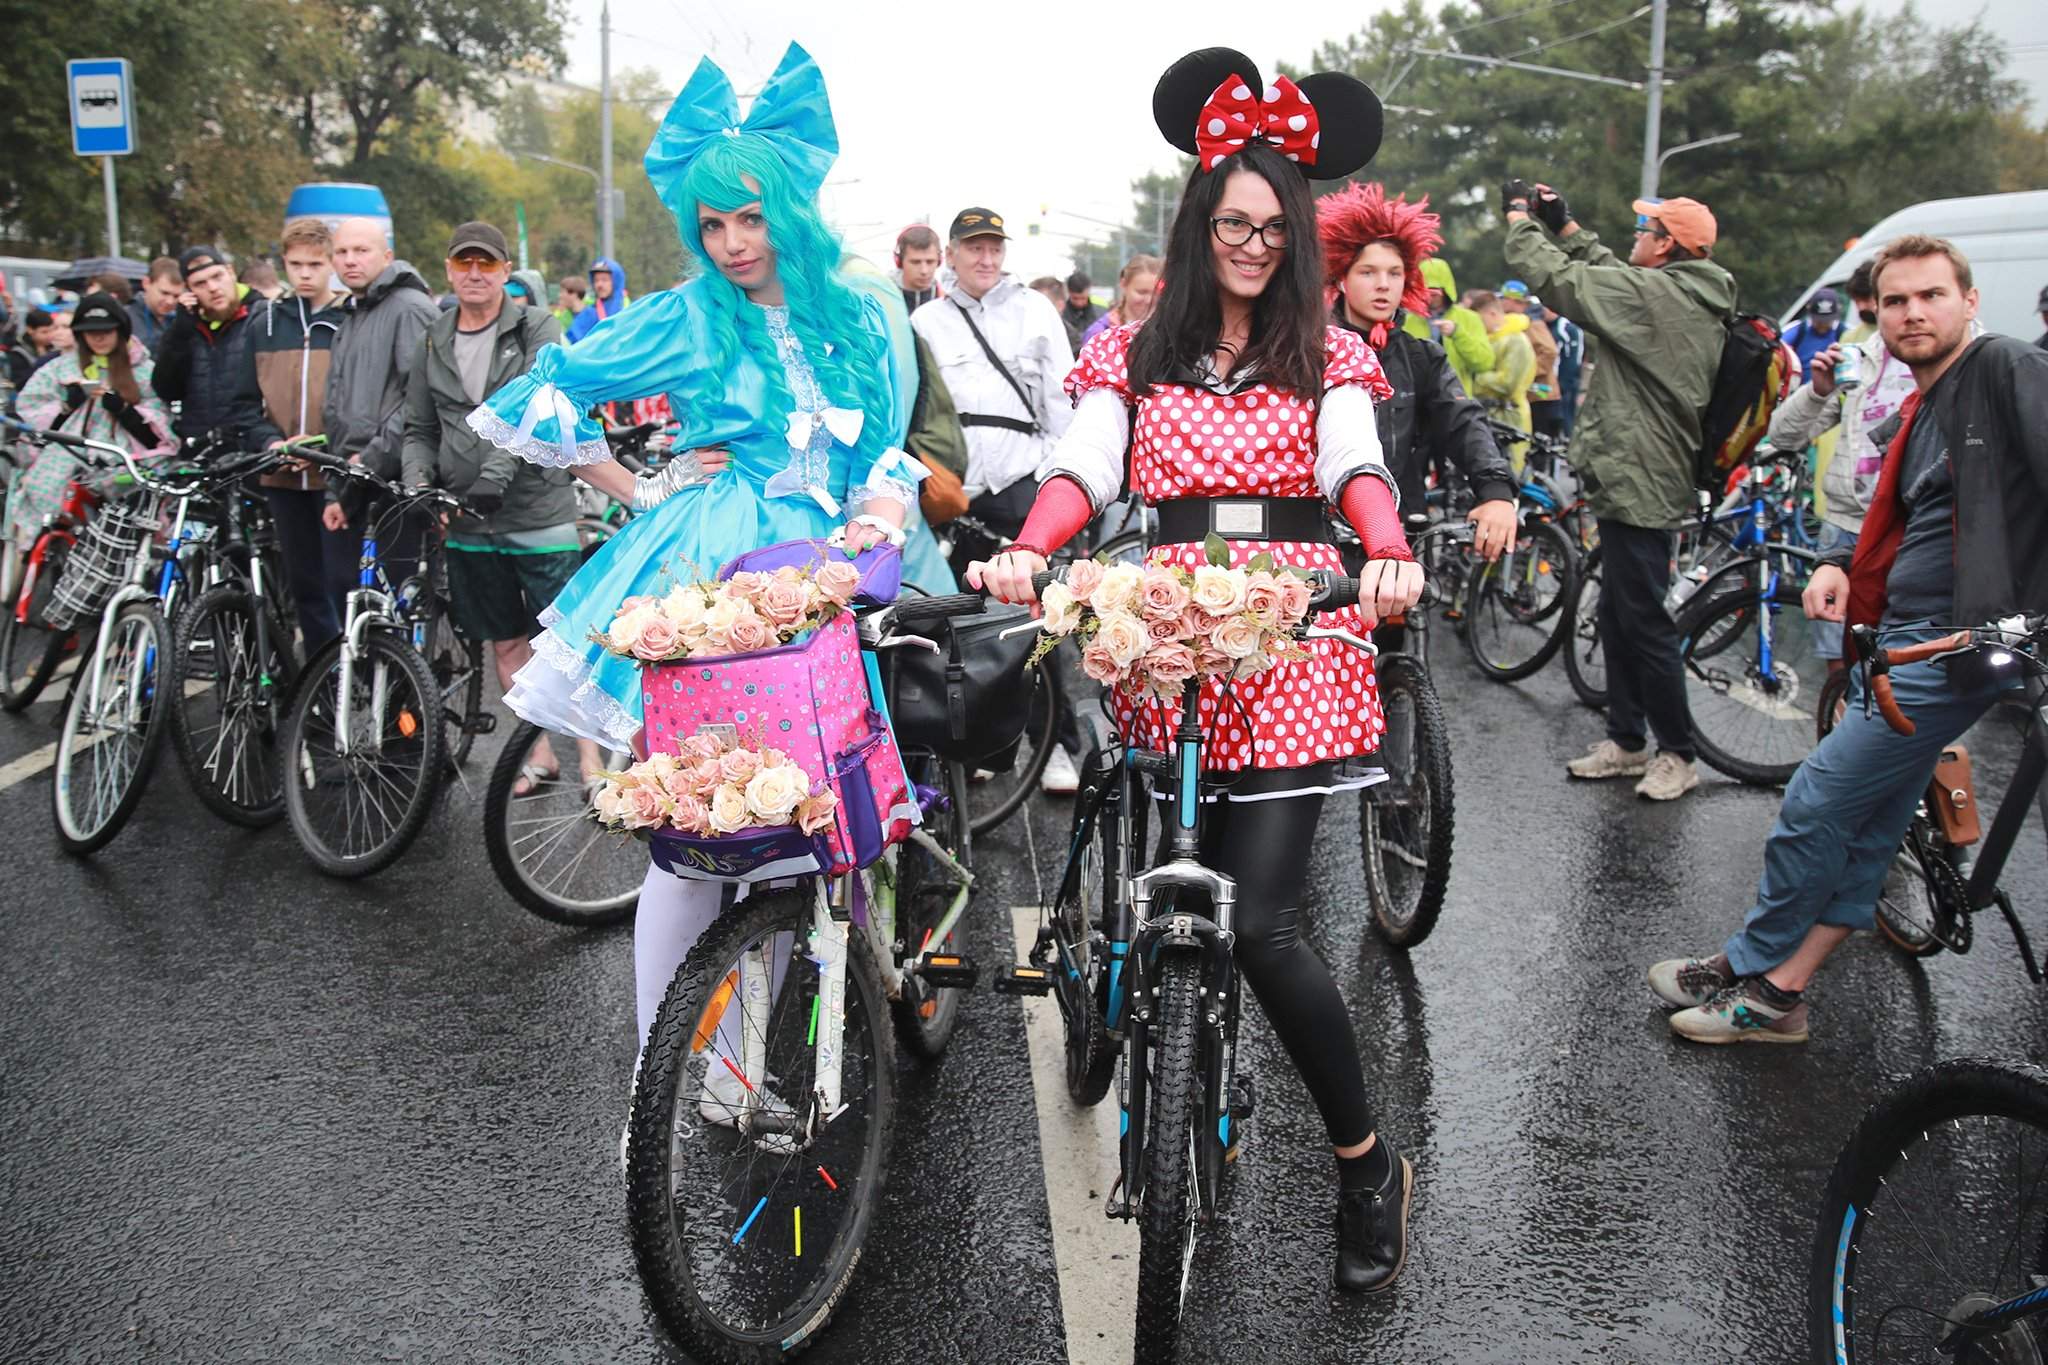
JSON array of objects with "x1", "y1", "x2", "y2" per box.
[
  {"x1": 1154, "y1": 48, "x2": 1382, "y2": 181},
  {"x1": 1196, "y1": 74, "x2": 1320, "y2": 172}
]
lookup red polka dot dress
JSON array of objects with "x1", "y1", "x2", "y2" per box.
[{"x1": 1065, "y1": 323, "x2": 1392, "y2": 799}]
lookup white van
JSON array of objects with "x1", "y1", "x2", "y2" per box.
[{"x1": 1783, "y1": 190, "x2": 2048, "y2": 341}]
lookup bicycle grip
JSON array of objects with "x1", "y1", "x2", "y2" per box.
[
  {"x1": 1885, "y1": 630, "x2": 1972, "y2": 667},
  {"x1": 894, "y1": 592, "x2": 986, "y2": 624},
  {"x1": 1871, "y1": 674, "x2": 1916, "y2": 736},
  {"x1": 1312, "y1": 572, "x2": 1362, "y2": 613}
]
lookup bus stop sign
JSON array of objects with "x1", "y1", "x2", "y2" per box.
[{"x1": 68, "y1": 59, "x2": 136, "y2": 157}]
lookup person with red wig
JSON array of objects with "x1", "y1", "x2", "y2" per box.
[{"x1": 1318, "y1": 182, "x2": 1518, "y2": 590}]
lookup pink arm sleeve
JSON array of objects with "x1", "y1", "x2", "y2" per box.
[
  {"x1": 1012, "y1": 474, "x2": 1095, "y2": 556},
  {"x1": 1337, "y1": 475, "x2": 1415, "y2": 562}
]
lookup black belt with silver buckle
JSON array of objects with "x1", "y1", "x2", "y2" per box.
[{"x1": 1154, "y1": 497, "x2": 1330, "y2": 545}]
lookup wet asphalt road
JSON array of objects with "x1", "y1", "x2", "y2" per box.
[{"x1": 3, "y1": 650, "x2": 2045, "y2": 1365}]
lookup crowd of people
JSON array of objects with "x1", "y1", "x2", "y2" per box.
[{"x1": 4, "y1": 35, "x2": 2047, "y2": 1310}]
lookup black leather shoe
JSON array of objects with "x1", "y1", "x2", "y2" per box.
[{"x1": 1334, "y1": 1143, "x2": 1413, "y2": 1294}]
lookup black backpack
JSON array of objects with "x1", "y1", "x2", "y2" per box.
[{"x1": 1697, "y1": 312, "x2": 1796, "y2": 494}]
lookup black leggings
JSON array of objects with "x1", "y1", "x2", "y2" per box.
[{"x1": 1160, "y1": 792, "x2": 1375, "y2": 1146}]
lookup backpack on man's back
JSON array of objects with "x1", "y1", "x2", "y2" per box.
[{"x1": 1697, "y1": 313, "x2": 1797, "y2": 495}]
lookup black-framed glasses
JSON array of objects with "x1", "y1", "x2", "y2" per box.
[{"x1": 1210, "y1": 216, "x2": 1289, "y2": 250}]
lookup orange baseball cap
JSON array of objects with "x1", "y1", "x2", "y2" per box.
[{"x1": 1631, "y1": 197, "x2": 1717, "y2": 255}]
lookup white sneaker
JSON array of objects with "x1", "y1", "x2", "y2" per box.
[
  {"x1": 1635, "y1": 752, "x2": 1700, "y2": 801},
  {"x1": 1565, "y1": 739, "x2": 1652, "y2": 781},
  {"x1": 1040, "y1": 746, "x2": 1080, "y2": 795}
]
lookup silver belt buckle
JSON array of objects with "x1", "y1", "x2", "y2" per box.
[{"x1": 1210, "y1": 499, "x2": 1266, "y2": 538}]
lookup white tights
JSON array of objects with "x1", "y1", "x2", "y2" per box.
[{"x1": 632, "y1": 865, "x2": 737, "y2": 1047}]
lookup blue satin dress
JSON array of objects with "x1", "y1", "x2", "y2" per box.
[{"x1": 468, "y1": 276, "x2": 956, "y2": 748}]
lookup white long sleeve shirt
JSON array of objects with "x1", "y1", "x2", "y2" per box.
[{"x1": 910, "y1": 278, "x2": 1074, "y2": 498}]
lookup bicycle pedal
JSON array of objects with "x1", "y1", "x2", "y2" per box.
[
  {"x1": 462, "y1": 713, "x2": 498, "y2": 736},
  {"x1": 915, "y1": 952, "x2": 980, "y2": 990},
  {"x1": 992, "y1": 963, "x2": 1055, "y2": 996}
]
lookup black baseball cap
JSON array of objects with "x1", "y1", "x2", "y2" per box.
[
  {"x1": 71, "y1": 292, "x2": 128, "y2": 337},
  {"x1": 1808, "y1": 287, "x2": 1841, "y2": 318},
  {"x1": 178, "y1": 245, "x2": 229, "y2": 280},
  {"x1": 447, "y1": 221, "x2": 510, "y2": 262},
  {"x1": 948, "y1": 207, "x2": 1010, "y2": 242}
]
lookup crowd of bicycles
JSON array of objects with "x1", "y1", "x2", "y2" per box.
[{"x1": 8, "y1": 398, "x2": 2048, "y2": 1365}]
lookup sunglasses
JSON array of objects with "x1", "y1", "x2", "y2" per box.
[
  {"x1": 1633, "y1": 214, "x2": 1671, "y2": 238},
  {"x1": 448, "y1": 254, "x2": 507, "y2": 274}
]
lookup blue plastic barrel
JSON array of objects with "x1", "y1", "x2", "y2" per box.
[{"x1": 283, "y1": 182, "x2": 393, "y2": 246}]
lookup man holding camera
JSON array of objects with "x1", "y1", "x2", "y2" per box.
[
  {"x1": 153, "y1": 246, "x2": 258, "y2": 442},
  {"x1": 1502, "y1": 181, "x2": 1736, "y2": 802}
]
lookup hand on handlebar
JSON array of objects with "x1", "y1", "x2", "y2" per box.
[
  {"x1": 1466, "y1": 498, "x2": 1516, "y2": 561},
  {"x1": 1359, "y1": 558, "x2": 1424, "y2": 627},
  {"x1": 965, "y1": 549, "x2": 1048, "y2": 608}
]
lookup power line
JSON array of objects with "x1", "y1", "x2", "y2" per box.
[
  {"x1": 1485, "y1": 5, "x2": 1652, "y2": 60},
  {"x1": 1443, "y1": 0, "x2": 1594, "y2": 41}
]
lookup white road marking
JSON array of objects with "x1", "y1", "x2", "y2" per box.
[
  {"x1": 0, "y1": 673, "x2": 211, "y2": 794},
  {"x1": 1010, "y1": 903, "x2": 1137, "y2": 1365}
]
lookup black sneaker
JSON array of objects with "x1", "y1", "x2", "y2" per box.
[
  {"x1": 1224, "y1": 1075, "x2": 1256, "y2": 1164},
  {"x1": 1335, "y1": 1140, "x2": 1413, "y2": 1295}
]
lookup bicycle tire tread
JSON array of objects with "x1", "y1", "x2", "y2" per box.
[{"x1": 1133, "y1": 952, "x2": 1204, "y2": 1364}]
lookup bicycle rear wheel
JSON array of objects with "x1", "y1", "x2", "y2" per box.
[
  {"x1": 283, "y1": 631, "x2": 445, "y2": 878},
  {"x1": 629, "y1": 887, "x2": 894, "y2": 1362},
  {"x1": 1133, "y1": 950, "x2": 1205, "y2": 1365},
  {"x1": 53, "y1": 601, "x2": 173, "y2": 855},
  {"x1": 169, "y1": 583, "x2": 294, "y2": 827},
  {"x1": 1810, "y1": 1057, "x2": 2048, "y2": 1364},
  {"x1": 1561, "y1": 546, "x2": 1607, "y2": 708},
  {"x1": 964, "y1": 665, "x2": 1061, "y2": 837},
  {"x1": 1360, "y1": 654, "x2": 1454, "y2": 949},
  {"x1": 1463, "y1": 518, "x2": 1576, "y2": 682},
  {"x1": 422, "y1": 592, "x2": 484, "y2": 769},
  {"x1": 1, "y1": 540, "x2": 73, "y2": 712},
  {"x1": 1678, "y1": 578, "x2": 1826, "y2": 785},
  {"x1": 482, "y1": 720, "x2": 641, "y2": 927},
  {"x1": 889, "y1": 751, "x2": 973, "y2": 1058}
]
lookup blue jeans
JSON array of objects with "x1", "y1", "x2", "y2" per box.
[
  {"x1": 1721, "y1": 625, "x2": 2018, "y2": 976},
  {"x1": 1811, "y1": 525, "x2": 1858, "y2": 662}
]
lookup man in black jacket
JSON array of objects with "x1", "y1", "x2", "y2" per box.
[
  {"x1": 152, "y1": 245, "x2": 257, "y2": 442},
  {"x1": 1651, "y1": 235, "x2": 2048, "y2": 1046},
  {"x1": 1317, "y1": 181, "x2": 1519, "y2": 604}
]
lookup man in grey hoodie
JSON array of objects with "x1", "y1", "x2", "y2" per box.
[{"x1": 319, "y1": 217, "x2": 441, "y2": 534}]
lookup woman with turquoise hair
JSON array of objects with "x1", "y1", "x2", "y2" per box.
[{"x1": 466, "y1": 43, "x2": 957, "y2": 1083}]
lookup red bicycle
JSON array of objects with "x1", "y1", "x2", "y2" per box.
[{"x1": 0, "y1": 449, "x2": 99, "y2": 712}]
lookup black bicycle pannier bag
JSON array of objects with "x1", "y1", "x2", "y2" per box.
[{"x1": 884, "y1": 603, "x2": 1039, "y2": 771}]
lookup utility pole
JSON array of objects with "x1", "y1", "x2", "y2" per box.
[
  {"x1": 102, "y1": 157, "x2": 120, "y2": 257},
  {"x1": 599, "y1": 0, "x2": 615, "y2": 261},
  {"x1": 1639, "y1": 0, "x2": 1668, "y2": 199}
]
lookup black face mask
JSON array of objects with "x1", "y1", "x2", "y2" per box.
[{"x1": 1858, "y1": 307, "x2": 1877, "y2": 325}]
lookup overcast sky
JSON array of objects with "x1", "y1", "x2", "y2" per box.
[{"x1": 556, "y1": 0, "x2": 2047, "y2": 280}]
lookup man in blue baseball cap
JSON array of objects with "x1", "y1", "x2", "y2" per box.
[{"x1": 1783, "y1": 287, "x2": 1843, "y2": 383}]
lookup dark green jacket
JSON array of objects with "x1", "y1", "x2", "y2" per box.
[
  {"x1": 402, "y1": 301, "x2": 574, "y2": 535},
  {"x1": 1504, "y1": 218, "x2": 1736, "y2": 528},
  {"x1": 907, "y1": 333, "x2": 968, "y2": 479}
]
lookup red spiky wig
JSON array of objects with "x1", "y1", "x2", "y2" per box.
[{"x1": 1316, "y1": 182, "x2": 1441, "y2": 319}]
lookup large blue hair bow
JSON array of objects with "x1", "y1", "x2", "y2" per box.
[{"x1": 645, "y1": 42, "x2": 839, "y2": 217}]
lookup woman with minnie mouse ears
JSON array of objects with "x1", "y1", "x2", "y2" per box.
[
  {"x1": 1317, "y1": 182, "x2": 1521, "y2": 595},
  {"x1": 970, "y1": 46, "x2": 1419, "y2": 1295}
]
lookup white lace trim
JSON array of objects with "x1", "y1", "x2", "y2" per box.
[
  {"x1": 514, "y1": 624, "x2": 641, "y2": 747},
  {"x1": 466, "y1": 402, "x2": 611, "y2": 469}
]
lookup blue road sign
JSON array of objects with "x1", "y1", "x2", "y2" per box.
[{"x1": 68, "y1": 59, "x2": 135, "y2": 157}]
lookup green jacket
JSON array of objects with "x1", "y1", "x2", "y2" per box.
[
  {"x1": 402, "y1": 301, "x2": 576, "y2": 535},
  {"x1": 1403, "y1": 258, "x2": 1494, "y2": 397},
  {"x1": 1504, "y1": 218, "x2": 1737, "y2": 528},
  {"x1": 906, "y1": 332, "x2": 968, "y2": 479}
]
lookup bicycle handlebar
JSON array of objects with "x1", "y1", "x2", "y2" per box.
[
  {"x1": 1024, "y1": 566, "x2": 1364, "y2": 615},
  {"x1": 1852, "y1": 620, "x2": 2048, "y2": 736},
  {"x1": 298, "y1": 447, "x2": 478, "y2": 518}
]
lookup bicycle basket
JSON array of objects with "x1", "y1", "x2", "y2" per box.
[
  {"x1": 44, "y1": 493, "x2": 159, "y2": 629},
  {"x1": 641, "y1": 612, "x2": 916, "y2": 882}
]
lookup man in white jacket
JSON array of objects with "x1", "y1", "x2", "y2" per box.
[{"x1": 911, "y1": 205, "x2": 1081, "y2": 790}]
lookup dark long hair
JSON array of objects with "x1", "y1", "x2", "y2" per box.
[{"x1": 1126, "y1": 141, "x2": 1328, "y2": 400}]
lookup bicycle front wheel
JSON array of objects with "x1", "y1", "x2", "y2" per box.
[
  {"x1": 1810, "y1": 1057, "x2": 2048, "y2": 1365},
  {"x1": 422, "y1": 594, "x2": 484, "y2": 769},
  {"x1": 1360, "y1": 654, "x2": 1454, "y2": 949},
  {"x1": 1133, "y1": 950, "x2": 1205, "y2": 1365},
  {"x1": 1678, "y1": 578, "x2": 1826, "y2": 785},
  {"x1": 1463, "y1": 518, "x2": 1577, "y2": 682},
  {"x1": 169, "y1": 584, "x2": 294, "y2": 827},
  {"x1": 629, "y1": 886, "x2": 894, "y2": 1362},
  {"x1": 53, "y1": 601, "x2": 173, "y2": 855},
  {"x1": 482, "y1": 720, "x2": 641, "y2": 927},
  {"x1": 283, "y1": 631, "x2": 445, "y2": 878},
  {"x1": 1, "y1": 540, "x2": 73, "y2": 712}
]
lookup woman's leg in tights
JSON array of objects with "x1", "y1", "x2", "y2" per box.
[
  {"x1": 630, "y1": 869, "x2": 788, "y2": 1077},
  {"x1": 1179, "y1": 795, "x2": 1379, "y2": 1153}
]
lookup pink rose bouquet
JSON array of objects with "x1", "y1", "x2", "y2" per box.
[
  {"x1": 592, "y1": 560, "x2": 862, "y2": 663},
  {"x1": 591, "y1": 729, "x2": 839, "y2": 839}
]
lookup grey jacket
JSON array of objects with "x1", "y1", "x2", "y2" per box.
[
  {"x1": 321, "y1": 261, "x2": 440, "y2": 500},
  {"x1": 402, "y1": 300, "x2": 575, "y2": 535}
]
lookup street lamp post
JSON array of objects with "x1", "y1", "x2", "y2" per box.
[
  {"x1": 508, "y1": 149, "x2": 607, "y2": 257},
  {"x1": 599, "y1": 1, "x2": 615, "y2": 262},
  {"x1": 1652, "y1": 131, "x2": 1744, "y2": 197}
]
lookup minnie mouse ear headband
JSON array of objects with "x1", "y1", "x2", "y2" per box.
[
  {"x1": 1153, "y1": 47, "x2": 1382, "y2": 180},
  {"x1": 645, "y1": 42, "x2": 839, "y2": 212}
]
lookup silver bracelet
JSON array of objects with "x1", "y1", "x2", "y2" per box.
[{"x1": 629, "y1": 450, "x2": 706, "y2": 513}]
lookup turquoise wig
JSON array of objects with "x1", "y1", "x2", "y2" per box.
[{"x1": 648, "y1": 43, "x2": 894, "y2": 482}]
